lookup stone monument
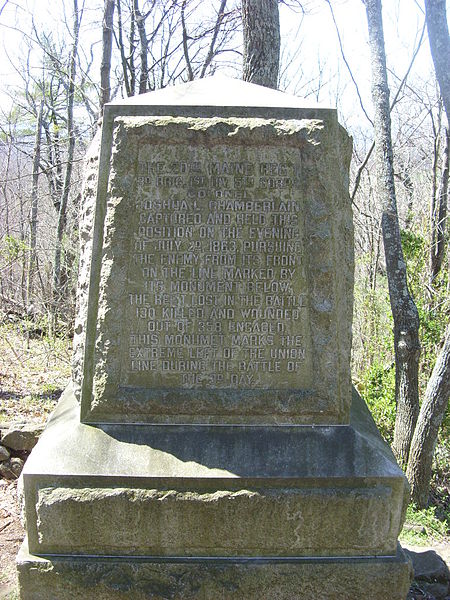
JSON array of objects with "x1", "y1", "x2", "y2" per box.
[{"x1": 17, "y1": 76, "x2": 412, "y2": 599}]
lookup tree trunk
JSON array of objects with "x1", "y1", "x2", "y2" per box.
[
  {"x1": 430, "y1": 127, "x2": 449, "y2": 282},
  {"x1": 100, "y1": 0, "x2": 115, "y2": 110},
  {"x1": 133, "y1": 0, "x2": 148, "y2": 94},
  {"x1": 26, "y1": 99, "x2": 44, "y2": 314},
  {"x1": 425, "y1": 0, "x2": 450, "y2": 123},
  {"x1": 364, "y1": 0, "x2": 421, "y2": 466},
  {"x1": 181, "y1": 0, "x2": 194, "y2": 81},
  {"x1": 242, "y1": 0, "x2": 280, "y2": 89},
  {"x1": 396, "y1": 160, "x2": 414, "y2": 230},
  {"x1": 116, "y1": 0, "x2": 132, "y2": 97},
  {"x1": 404, "y1": 0, "x2": 450, "y2": 508},
  {"x1": 406, "y1": 325, "x2": 450, "y2": 507},
  {"x1": 200, "y1": 0, "x2": 227, "y2": 78},
  {"x1": 51, "y1": 0, "x2": 80, "y2": 333}
]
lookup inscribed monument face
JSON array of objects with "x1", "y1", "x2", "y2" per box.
[
  {"x1": 78, "y1": 111, "x2": 354, "y2": 424},
  {"x1": 128, "y1": 137, "x2": 311, "y2": 390}
]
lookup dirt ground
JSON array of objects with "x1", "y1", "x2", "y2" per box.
[{"x1": 0, "y1": 479, "x2": 23, "y2": 599}]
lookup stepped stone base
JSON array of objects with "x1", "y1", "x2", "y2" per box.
[
  {"x1": 17, "y1": 539, "x2": 412, "y2": 600},
  {"x1": 18, "y1": 385, "x2": 411, "y2": 598}
]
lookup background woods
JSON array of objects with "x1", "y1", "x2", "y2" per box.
[{"x1": 0, "y1": 0, "x2": 448, "y2": 519}]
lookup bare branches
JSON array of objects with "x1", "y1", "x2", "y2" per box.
[
  {"x1": 200, "y1": 0, "x2": 227, "y2": 78},
  {"x1": 351, "y1": 19, "x2": 426, "y2": 201},
  {"x1": 132, "y1": 0, "x2": 148, "y2": 93},
  {"x1": 325, "y1": 0, "x2": 372, "y2": 126},
  {"x1": 51, "y1": 0, "x2": 81, "y2": 331},
  {"x1": 100, "y1": 0, "x2": 115, "y2": 109},
  {"x1": 181, "y1": 0, "x2": 194, "y2": 81},
  {"x1": 0, "y1": 1, "x2": 9, "y2": 17}
]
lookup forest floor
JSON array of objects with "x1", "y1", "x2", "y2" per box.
[{"x1": 0, "y1": 322, "x2": 448, "y2": 599}]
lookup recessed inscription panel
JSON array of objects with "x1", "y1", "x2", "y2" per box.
[
  {"x1": 86, "y1": 115, "x2": 354, "y2": 424},
  {"x1": 120, "y1": 146, "x2": 312, "y2": 391}
]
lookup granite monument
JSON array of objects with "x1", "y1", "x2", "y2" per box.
[{"x1": 17, "y1": 76, "x2": 412, "y2": 599}]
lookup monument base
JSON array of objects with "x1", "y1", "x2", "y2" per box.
[
  {"x1": 18, "y1": 538, "x2": 412, "y2": 600},
  {"x1": 18, "y1": 385, "x2": 412, "y2": 597}
]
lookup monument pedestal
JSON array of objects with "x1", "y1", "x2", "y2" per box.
[
  {"x1": 18, "y1": 385, "x2": 412, "y2": 598},
  {"x1": 18, "y1": 542, "x2": 411, "y2": 600},
  {"x1": 18, "y1": 77, "x2": 412, "y2": 598}
]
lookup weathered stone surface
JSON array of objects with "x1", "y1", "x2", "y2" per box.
[
  {"x1": 78, "y1": 109, "x2": 353, "y2": 425},
  {"x1": 2, "y1": 423, "x2": 43, "y2": 451},
  {"x1": 34, "y1": 484, "x2": 397, "y2": 557},
  {"x1": 17, "y1": 539, "x2": 413, "y2": 600},
  {"x1": 0, "y1": 457, "x2": 24, "y2": 479},
  {"x1": 405, "y1": 548, "x2": 450, "y2": 585},
  {"x1": 22, "y1": 385, "x2": 407, "y2": 558},
  {"x1": 0, "y1": 444, "x2": 10, "y2": 461},
  {"x1": 405, "y1": 549, "x2": 450, "y2": 600},
  {"x1": 72, "y1": 130, "x2": 101, "y2": 401}
]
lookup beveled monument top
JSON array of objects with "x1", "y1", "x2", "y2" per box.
[
  {"x1": 74, "y1": 76, "x2": 354, "y2": 426},
  {"x1": 103, "y1": 75, "x2": 334, "y2": 121},
  {"x1": 109, "y1": 75, "x2": 330, "y2": 110}
]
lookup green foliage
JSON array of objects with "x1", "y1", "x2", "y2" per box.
[
  {"x1": 400, "y1": 229, "x2": 425, "y2": 262},
  {"x1": 355, "y1": 223, "x2": 449, "y2": 451},
  {"x1": 400, "y1": 228, "x2": 449, "y2": 450},
  {"x1": 400, "y1": 504, "x2": 449, "y2": 546},
  {"x1": 0, "y1": 235, "x2": 29, "y2": 262},
  {"x1": 353, "y1": 254, "x2": 394, "y2": 369},
  {"x1": 353, "y1": 253, "x2": 396, "y2": 441},
  {"x1": 400, "y1": 228, "x2": 448, "y2": 371},
  {"x1": 357, "y1": 360, "x2": 396, "y2": 443}
]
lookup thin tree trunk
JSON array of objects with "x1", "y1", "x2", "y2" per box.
[
  {"x1": 129, "y1": 2, "x2": 136, "y2": 95},
  {"x1": 430, "y1": 127, "x2": 449, "y2": 281},
  {"x1": 242, "y1": 0, "x2": 280, "y2": 89},
  {"x1": 406, "y1": 325, "x2": 450, "y2": 507},
  {"x1": 51, "y1": 0, "x2": 80, "y2": 333},
  {"x1": 200, "y1": 0, "x2": 227, "y2": 78},
  {"x1": 1, "y1": 123, "x2": 13, "y2": 301},
  {"x1": 100, "y1": 0, "x2": 116, "y2": 110},
  {"x1": 133, "y1": 0, "x2": 148, "y2": 94},
  {"x1": 116, "y1": 0, "x2": 132, "y2": 97},
  {"x1": 425, "y1": 0, "x2": 450, "y2": 123},
  {"x1": 396, "y1": 160, "x2": 414, "y2": 230},
  {"x1": 405, "y1": 0, "x2": 450, "y2": 507},
  {"x1": 364, "y1": 0, "x2": 421, "y2": 466},
  {"x1": 181, "y1": 0, "x2": 194, "y2": 81},
  {"x1": 26, "y1": 99, "x2": 44, "y2": 314},
  {"x1": 43, "y1": 110, "x2": 64, "y2": 213}
]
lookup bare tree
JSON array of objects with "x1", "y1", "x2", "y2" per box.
[
  {"x1": 100, "y1": 0, "x2": 116, "y2": 109},
  {"x1": 363, "y1": 0, "x2": 421, "y2": 466},
  {"x1": 113, "y1": 0, "x2": 240, "y2": 96},
  {"x1": 430, "y1": 126, "x2": 449, "y2": 281},
  {"x1": 425, "y1": 0, "x2": 450, "y2": 121},
  {"x1": 26, "y1": 99, "x2": 44, "y2": 314},
  {"x1": 425, "y1": 0, "x2": 449, "y2": 284},
  {"x1": 407, "y1": 325, "x2": 450, "y2": 506},
  {"x1": 51, "y1": 0, "x2": 81, "y2": 332},
  {"x1": 133, "y1": 0, "x2": 149, "y2": 94},
  {"x1": 242, "y1": 0, "x2": 280, "y2": 88},
  {"x1": 404, "y1": 0, "x2": 450, "y2": 506}
]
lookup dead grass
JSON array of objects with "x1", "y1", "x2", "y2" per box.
[
  {"x1": 0, "y1": 321, "x2": 70, "y2": 598},
  {"x1": 0, "y1": 322, "x2": 71, "y2": 425}
]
